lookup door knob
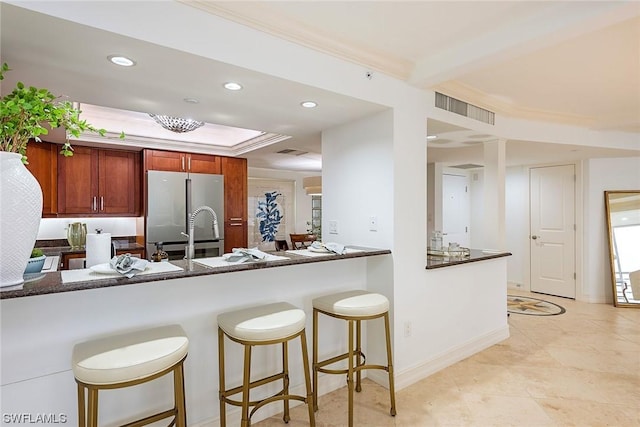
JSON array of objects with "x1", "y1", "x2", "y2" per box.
[{"x1": 531, "y1": 235, "x2": 538, "y2": 240}]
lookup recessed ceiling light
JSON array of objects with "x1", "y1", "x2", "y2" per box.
[
  {"x1": 426, "y1": 135, "x2": 438, "y2": 140},
  {"x1": 224, "y1": 82, "x2": 242, "y2": 91},
  {"x1": 183, "y1": 97, "x2": 200, "y2": 104},
  {"x1": 301, "y1": 101, "x2": 317, "y2": 108},
  {"x1": 107, "y1": 55, "x2": 135, "y2": 67}
]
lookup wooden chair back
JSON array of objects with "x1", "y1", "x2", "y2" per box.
[{"x1": 289, "y1": 234, "x2": 316, "y2": 250}]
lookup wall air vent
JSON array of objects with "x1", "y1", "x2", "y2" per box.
[
  {"x1": 276, "y1": 148, "x2": 309, "y2": 156},
  {"x1": 435, "y1": 92, "x2": 495, "y2": 125}
]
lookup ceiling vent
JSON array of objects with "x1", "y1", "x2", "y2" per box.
[
  {"x1": 450, "y1": 163, "x2": 484, "y2": 170},
  {"x1": 435, "y1": 92, "x2": 495, "y2": 125},
  {"x1": 276, "y1": 148, "x2": 309, "y2": 156}
]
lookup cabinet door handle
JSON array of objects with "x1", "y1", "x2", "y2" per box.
[
  {"x1": 100, "y1": 196, "x2": 104, "y2": 211},
  {"x1": 229, "y1": 217, "x2": 243, "y2": 221},
  {"x1": 188, "y1": 156, "x2": 191, "y2": 171},
  {"x1": 92, "y1": 196, "x2": 97, "y2": 211},
  {"x1": 228, "y1": 223, "x2": 243, "y2": 227},
  {"x1": 181, "y1": 156, "x2": 185, "y2": 171}
]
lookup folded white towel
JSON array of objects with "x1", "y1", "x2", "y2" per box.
[
  {"x1": 109, "y1": 254, "x2": 149, "y2": 278},
  {"x1": 310, "y1": 241, "x2": 346, "y2": 255},
  {"x1": 223, "y1": 247, "x2": 272, "y2": 264}
]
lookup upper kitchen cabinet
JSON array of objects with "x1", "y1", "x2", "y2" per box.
[
  {"x1": 25, "y1": 141, "x2": 58, "y2": 217},
  {"x1": 221, "y1": 156, "x2": 248, "y2": 252},
  {"x1": 144, "y1": 149, "x2": 221, "y2": 174},
  {"x1": 58, "y1": 146, "x2": 141, "y2": 216}
]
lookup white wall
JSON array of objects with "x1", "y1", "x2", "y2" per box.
[
  {"x1": 505, "y1": 166, "x2": 528, "y2": 287},
  {"x1": 584, "y1": 157, "x2": 640, "y2": 303},
  {"x1": 322, "y1": 109, "x2": 395, "y2": 249},
  {"x1": 469, "y1": 169, "x2": 485, "y2": 249}
]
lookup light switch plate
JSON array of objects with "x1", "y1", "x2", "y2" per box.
[
  {"x1": 369, "y1": 216, "x2": 378, "y2": 231},
  {"x1": 329, "y1": 220, "x2": 338, "y2": 234}
]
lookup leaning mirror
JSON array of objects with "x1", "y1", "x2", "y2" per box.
[{"x1": 605, "y1": 191, "x2": 640, "y2": 307}]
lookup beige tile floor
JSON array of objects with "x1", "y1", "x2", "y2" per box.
[{"x1": 255, "y1": 290, "x2": 640, "y2": 426}]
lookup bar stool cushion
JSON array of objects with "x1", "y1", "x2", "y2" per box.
[
  {"x1": 313, "y1": 290, "x2": 389, "y2": 317},
  {"x1": 72, "y1": 324, "x2": 188, "y2": 386},
  {"x1": 218, "y1": 302, "x2": 306, "y2": 342}
]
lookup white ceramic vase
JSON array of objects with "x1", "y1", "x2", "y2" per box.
[{"x1": 0, "y1": 152, "x2": 43, "y2": 287}]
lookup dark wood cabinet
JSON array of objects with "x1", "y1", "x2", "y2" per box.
[
  {"x1": 221, "y1": 156, "x2": 248, "y2": 252},
  {"x1": 144, "y1": 149, "x2": 220, "y2": 174},
  {"x1": 25, "y1": 141, "x2": 58, "y2": 216},
  {"x1": 58, "y1": 146, "x2": 140, "y2": 216}
]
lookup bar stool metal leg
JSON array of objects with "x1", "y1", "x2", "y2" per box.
[
  {"x1": 241, "y1": 344, "x2": 252, "y2": 427},
  {"x1": 347, "y1": 319, "x2": 355, "y2": 427},
  {"x1": 384, "y1": 312, "x2": 397, "y2": 416},
  {"x1": 312, "y1": 308, "x2": 319, "y2": 412},
  {"x1": 174, "y1": 363, "x2": 187, "y2": 427},
  {"x1": 218, "y1": 327, "x2": 227, "y2": 427},
  {"x1": 88, "y1": 388, "x2": 98, "y2": 427},
  {"x1": 282, "y1": 341, "x2": 290, "y2": 423},
  {"x1": 299, "y1": 329, "x2": 316, "y2": 426},
  {"x1": 355, "y1": 320, "x2": 362, "y2": 393},
  {"x1": 77, "y1": 384, "x2": 86, "y2": 427}
]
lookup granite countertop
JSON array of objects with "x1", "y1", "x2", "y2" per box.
[
  {"x1": 1, "y1": 247, "x2": 391, "y2": 299},
  {"x1": 426, "y1": 249, "x2": 511, "y2": 269}
]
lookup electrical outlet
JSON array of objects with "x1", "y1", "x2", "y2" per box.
[
  {"x1": 329, "y1": 220, "x2": 338, "y2": 234},
  {"x1": 404, "y1": 321, "x2": 412, "y2": 337}
]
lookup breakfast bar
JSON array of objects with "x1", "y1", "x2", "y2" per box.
[{"x1": 1, "y1": 247, "x2": 392, "y2": 425}]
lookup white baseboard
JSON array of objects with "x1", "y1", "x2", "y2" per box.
[
  {"x1": 192, "y1": 327, "x2": 510, "y2": 426},
  {"x1": 507, "y1": 281, "x2": 525, "y2": 290},
  {"x1": 387, "y1": 326, "x2": 510, "y2": 391}
]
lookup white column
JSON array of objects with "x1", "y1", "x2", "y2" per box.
[{"x1": 483, "y1": 139, "x2": 506, "y2": 250}]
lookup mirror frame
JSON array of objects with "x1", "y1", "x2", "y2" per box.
[{"x1": 604, "y1": 190, "x2": 640, "y2": 308}]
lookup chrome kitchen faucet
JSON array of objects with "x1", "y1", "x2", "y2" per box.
[{"x1": 181, "y1": 206, "x2": 220, "y2": 260}]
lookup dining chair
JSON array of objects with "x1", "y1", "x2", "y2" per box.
[{"x1": 290, "y1": 234, "x2": 316, "y2": 250}]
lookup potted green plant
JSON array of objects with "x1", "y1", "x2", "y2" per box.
[
  {"x1": 24, "y1": 248, "x2": 46, "y2": 274},
  {"x1": 0, "y1": 62, "x2": 115, "y2": 287},
  {"x1": 0, "y1": 62, "x2": 110, "y2": 161}
]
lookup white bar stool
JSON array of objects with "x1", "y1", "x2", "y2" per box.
[
  {"x1": 312, "y1": 290, "x2": 396, "y2": 426},
  {"x1": 217, "y1": 302, "x2": 315, "y2": 427},
  {"x1": 72, "y1": 324, "x2": 188, "y2": 427}
]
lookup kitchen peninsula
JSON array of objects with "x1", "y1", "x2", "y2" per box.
[{"x1": 1, "y1": 247, "x2": 393, "y2": 425}]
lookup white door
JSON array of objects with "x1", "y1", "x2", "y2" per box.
[
  {"x1": 442, "y1": 173, "x2": 470, "y2": 247},
  {"x1": 530, "y1": 165, "x2": 576, "y2": 298}
]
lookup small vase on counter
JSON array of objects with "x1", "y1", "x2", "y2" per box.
[
  {"x1": 151, "y1": 242, "x2": 169, "y2": 262},
  {"x1": 67, "y1": 222, "x2": 87, "y2": 249}
]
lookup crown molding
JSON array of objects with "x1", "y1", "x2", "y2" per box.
[
  {"x1": 434, "y1": 81, "x2": 596, "y2": 129},
  {"x1": 179, "y1": 0, "x2": 413, "y2": 80},
  {"x1": 75, "y1": 131, "x2": 291, "y2": 158}
]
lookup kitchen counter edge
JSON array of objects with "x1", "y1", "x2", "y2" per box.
[
  {"x1": 426, "y1": 249, "x2": 511, "y2": 269},
  {"x1": 1, "y1": 247, "x2": 391, "y2": 299}
]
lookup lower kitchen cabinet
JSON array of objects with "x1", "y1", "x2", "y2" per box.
[
  {"x1": 25, "y1": 141, "x2": 58, "y2": 217},
  {"x1": 58, "y1": 146, "x2": 140, "y2": 216}
]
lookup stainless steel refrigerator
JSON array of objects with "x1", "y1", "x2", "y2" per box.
[{"x1": 146, "y1": 170, "x2": 224, "y2": 260}]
